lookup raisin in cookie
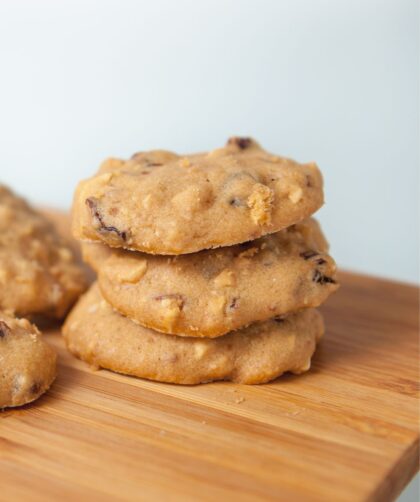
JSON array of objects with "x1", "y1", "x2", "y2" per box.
[
  {"x1": 72, "y1": 137, "x2": 323, "y2": 254},
  {"x1": 82, "y1": 218, "x2": 338, "y2": 338},
  {"x1": 63, "y1": 283, "x2": 324, "y2": 385},
  {"x1": 0, "y1": 185, "x2": 87, "y2": 318},
  {"x1": 0, "y1": 312, "x2": 56, "y2": 408}
]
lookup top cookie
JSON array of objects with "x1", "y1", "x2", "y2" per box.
[
  {"x1": 72, "y1": 137, "x2": 324, "y2": 254},
  {"x1": 0, "y1": 185, "x2": 87, "y2": 318}
]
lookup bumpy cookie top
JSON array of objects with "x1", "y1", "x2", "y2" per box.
[
  {"x1": 0, "y1": 185, "x2": 87, "y2": 318},
  {"x1": 83, "y1": 218, "x2": 338, "y2": 338},
  {"x1": 0, "y1": 312, "x2": 57, "y2": 408},
  {"x1": 72, "y1": 137, "x2": 324, "y2": 254}
]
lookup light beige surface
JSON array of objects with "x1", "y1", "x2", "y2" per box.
[
  {"x1": 83, "y1": 218, "x2": 338, "y2": 337},
  {"x1": 72, "y1": 138, "x2": 324, "y2": 254},
  {"x1": 63, "y1": 283, "x2": 323, "y2": 384},
  {"x1": 0, "y1": 212, "x2": 418, "y2": 501}
]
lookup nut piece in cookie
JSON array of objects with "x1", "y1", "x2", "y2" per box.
[
  {"x1": 0, "y1": 184, "x2": 87, "y2": 318},
  {"x1": 247, "y1": 184, "x2": 274, "y2": 225},
  {"x1": 0, "y1": 312, "x2": 57, "y2": 408}
]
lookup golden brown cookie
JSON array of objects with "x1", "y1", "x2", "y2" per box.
[
  {"x1": 0, "y1": 312, "x2": 57, "y2": 408},
  {"x1": 0, "y1": 185, "x2": 87, "y2": 318},
  {"x1": 63, "y1": 283, "x2": 324, "y2": 385},
  {"x1": 82, "y1": 218, "x2": 338, "y2": 338},
  {"x1": 72, "y1": 137, "x2": 324, "y2": 254}
]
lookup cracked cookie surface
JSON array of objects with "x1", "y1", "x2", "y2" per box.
[
  {"x1": 0, "y1": 185, "x2": 87, "y2": 318},
  {"x1": 0, "y1": 312, "x2": 56, "y2": 408},
  {"x1": 63, "y1": 283, "x2": 324, "y2": 385},
  {"x1": 83, "y1": 218, "x2": 338, "y2": 338},
  {"x1": 72, "y1": 137, "x2": 324, "y2": 254}
]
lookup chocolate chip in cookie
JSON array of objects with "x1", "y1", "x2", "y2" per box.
[
  {"x1": 86, "y1": 197, "x2": 131, "y2": 242},
  {"x1": 0, "y1": 320, "x2": 11, "y2": 339},
  {"x1": 227, "y1": 137, "x2": 253, "y2": 150}
]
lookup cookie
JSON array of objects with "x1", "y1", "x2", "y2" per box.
[
  {"x1": 0, "y1": 312, "x2": 57, "y2": 408},
  {"x1": 82, "y1": 218, "x2": 338, "y2": 338},
  {"x1": 0, "y1": 185, "x2": 87, "y2": 318},
  {"x1": 63, "y1": 283, "x2": 324, "y2": 385},
  {"x1": 72, "y1": 137, "x2": 324, "y2": 254}
]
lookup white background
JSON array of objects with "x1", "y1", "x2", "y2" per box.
[
  {"x1": 0, "y1": 1, "x2": 418, "y2": 498},
  {"x1": 0, "y1": 0, "x2": 418, "y2": 284}
]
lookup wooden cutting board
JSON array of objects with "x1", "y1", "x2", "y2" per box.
[{"x1": 0, "y1": 212, "x2": 418, "y2": 502}]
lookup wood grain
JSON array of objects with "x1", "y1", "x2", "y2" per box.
[{"x1": 0, "y1": 212, "x2": 418, "y2": 502}]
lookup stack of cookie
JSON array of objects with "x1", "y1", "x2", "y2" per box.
[{"x1": 64, "y1": 137, "x2": 338, "y2": 384}]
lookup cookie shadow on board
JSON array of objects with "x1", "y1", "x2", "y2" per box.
[{"x1": 0, "y1": 388, "x2": 56, "y2": 417}]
